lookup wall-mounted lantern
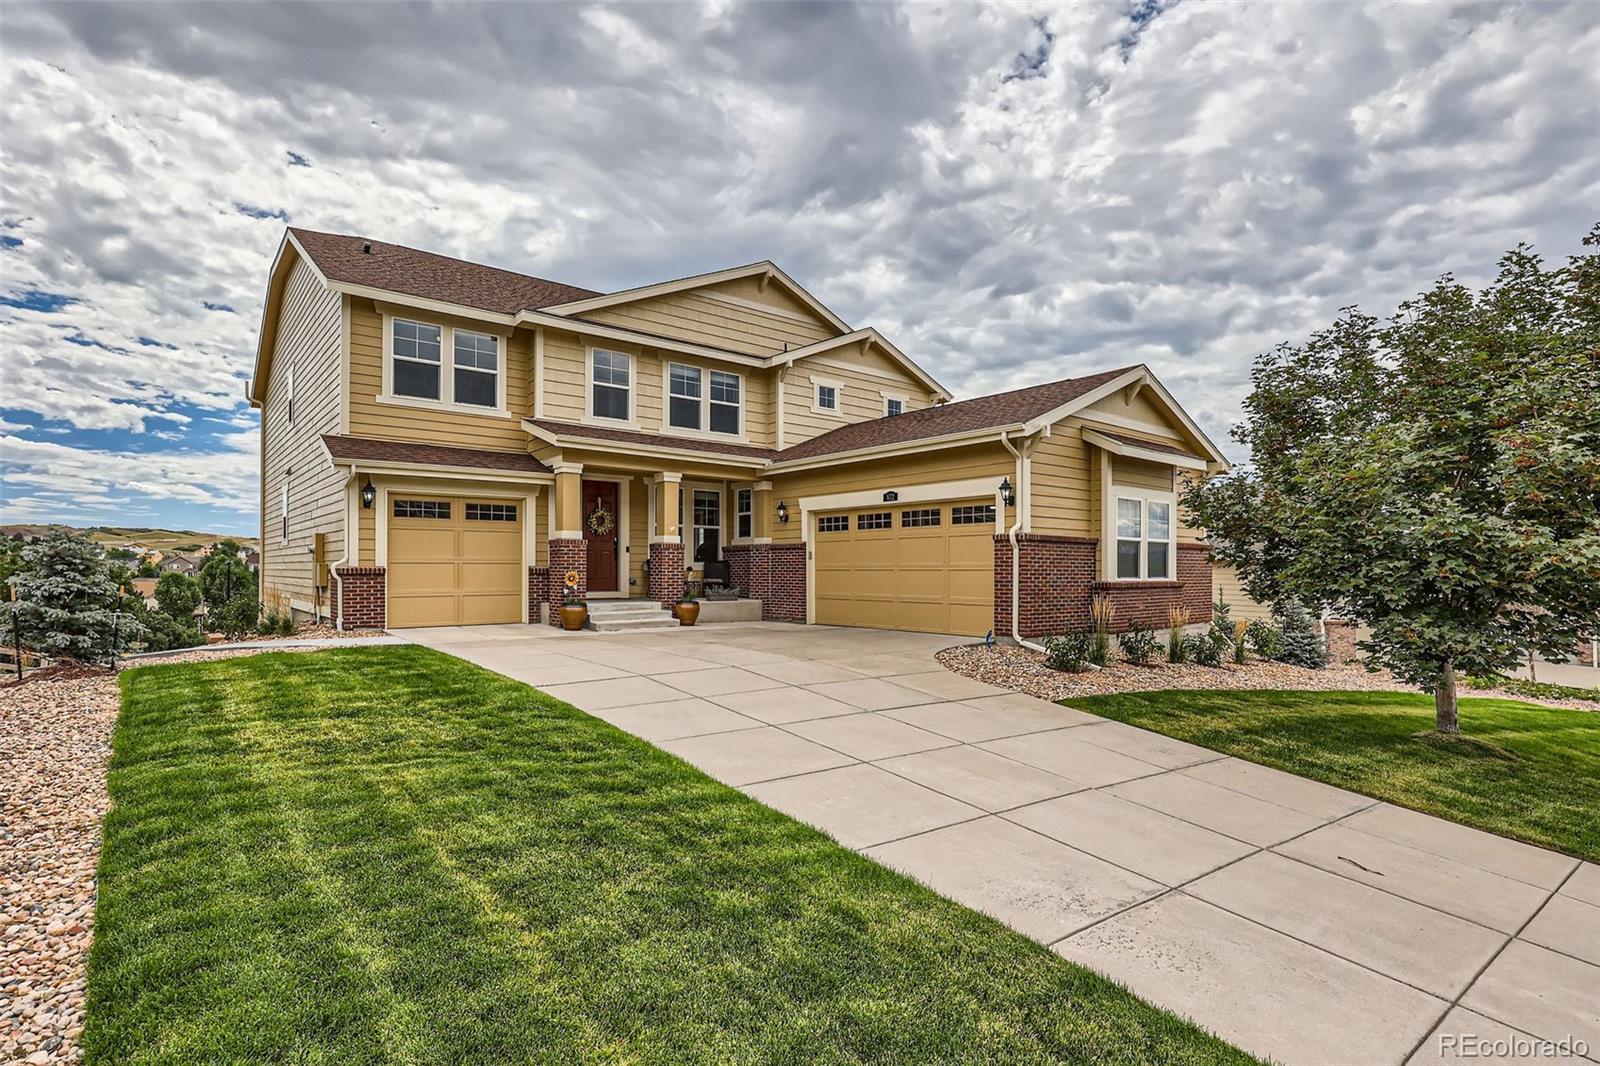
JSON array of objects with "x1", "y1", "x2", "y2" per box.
[
  {"x1": 776, "y1": 500, "x2": 789, "y2": 524},
  {"x1": 999, "y1": 476, "x2": 1015, "y2": 507},
  {"x1": 360, "y1": 478, "x2": 377, "y2": 509}
]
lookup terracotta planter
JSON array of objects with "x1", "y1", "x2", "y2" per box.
[
  {"x1": 559, "y1": 604, "x2": 588, "y2": 631},
  {"x1": 676, "y1": 602, "x2": 700, "y2": 626}
]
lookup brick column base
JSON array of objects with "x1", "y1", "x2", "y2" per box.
[
  {"x1": 528, "y1": 566, "x2": 550, "y2": 624},
  {"x1": 648, "y1": 541, "x2": 685, "y2": 606},
  {"x1": 764, "y1": 543, "x2": 806, "y2": 622},
  {"x1": 993, "y1": 534, "x2": 1096, "y2": 639},
  {"x1": 335, "y1": 566, "x2": 386, "y2": 629},
  {"x1": 547, "y1": 538, "x2": 587, "y2": 627}
]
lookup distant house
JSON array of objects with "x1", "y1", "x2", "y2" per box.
[
  {"x1": 131, "y1": 577, "x2": 159, "y2": 607},
  {"x1": 159, "y1": 555, "x2": 199, "y2": 576},
  {"x1": 241, "y1": 548, "x2": 260, "y2": 572}
]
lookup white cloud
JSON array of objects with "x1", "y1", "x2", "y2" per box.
[{"x1": 0, "y1": 0, "x2": 1594, "y2": 529}]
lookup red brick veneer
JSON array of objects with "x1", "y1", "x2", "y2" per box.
[
  {"x1": 765, "y1": 543, "x2": 806, "y2": 622},
  {"x1": 993, "y1": 536, "x2": 1213, "y2": 638},
  {"x1": 648, "y1": 541, "x2": 686, "y2": 606},
  {"x1": 335, "y1": 566, "x2": 386, "y2": 629},
  {"x1": 546, "y1": 538, "x2": 587, "y2": 627},
  {"x1": 527, "y1": 566, "x2": 550, "y2": 623}
]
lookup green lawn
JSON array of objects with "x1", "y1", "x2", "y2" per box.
[
  {"x1": 88, "y1": 647, "x2": 1250, "y2": 1065},
  {"x1": 1067, "y1": 689, "x2": 1600, "y2": 862}
]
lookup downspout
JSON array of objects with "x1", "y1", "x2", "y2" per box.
[
  {"x1": 330, "y1": 466, "x2": 356, "y2": 631},
  {"x1": 999, "y1": 431, "x2": 1047, "y2": 653}
]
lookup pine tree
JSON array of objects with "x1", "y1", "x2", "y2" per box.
[
  {"x1": 1273, "y1": 600, "x2": 1328, "y2": 669},
  {"x1": 3, "y1": 531, "x2": 146, "y2": 662}
]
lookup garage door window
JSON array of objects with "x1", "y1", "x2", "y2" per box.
[
  {"x1": 857, "y1": 511, "x2": 892, "y2": 530},
  {"x1": 951, "y1": 504, "x2": 995, "y2": 525},
  {"x1": 818, "y1": 515, "x2": 849, "y2": 532},
  {"x1": 465, "y1": 503, "x2": 517, "y2": 521},
  {"x1": 395, "y1": 500, "x2": 450, "y2": 519},
  {"x1": 901, "y1": 508, "x2": 941, "y2": 528}
]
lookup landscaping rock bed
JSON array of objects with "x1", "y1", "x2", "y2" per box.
[{"x1": 939, "y1": 624, "x2": 1600, "y2": 712}]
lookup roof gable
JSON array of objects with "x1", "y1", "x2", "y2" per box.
[{"x1": 540, "y1": 261, "x2": 852, "y2": 336}]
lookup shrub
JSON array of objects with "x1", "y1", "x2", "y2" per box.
[
  {"x1": 1118, "y1": 622, "x2": 1159, "y2": 666},
  {"x1": 1186, "y1": 632, "x2": 1225, "y2": 667},
  {"x1": 1166, "y1": 605, "x2": 1190, "y2": 663},
  {"x1": 1245, "y1": 619, "x2": 1281, "y2": 658},
  {"x1": 215, "y1": 595, "x2": 259, "y2": 642},
  {"x1": 155, "y1": 571, "x2": 201, "y2": 620},
  {"x1": 1273, "y1": 601, "x2": 1329, "y2": 669},
  {"x1": 1042, "y1": 631, "x2": 1093, "y2": 672},
  {"x1": 258, "y1": 610, "x2": 281, "y2": 636},
  {"x1": 1088, "y1": 595, "x2": 1116, "y2": 667},
  {"x1": 277, "y1": 612, "x2": 296, "y2": 637}
]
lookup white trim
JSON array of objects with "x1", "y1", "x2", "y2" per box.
[
  {"x1": 799, "y1": 477, "x2": 1007, "y2": 625},
  {"x1": 329, "y1": 455, "x2": 551, "y2": 486},
  {"x1": 682, "y1": 481, "x2": 726, "y2": 573},
  {"x1": 379, "y1": 312, "x2": 510, "y2": 416},
  {"x1": 1074, "y1": 411, "x2": 1187, "y2": 442},
  {"x1": 1020, "y1": 365, "x2": 1229, "y2": 469},
  {"x1": 539, "y1": 260, "x2": 853, "y2": 334},
  {"x1": 532, "y1": 327, "x2": 545, "y2": 419},
  {"x1": 775, "y1": 366, "x2": 788, "y2": 450},
  {"x1": 880, "y1": 389, "x2": 909, "y2": 418},
  {"x1": 1082, "y1": 428, "x2": 1209, "y2": 472},
  {"x1": 661, "y1": 361, "x2": 747, "y2": 442},
  {"x1": 520, "y1": 420, "x2": 770, "y2": 470},
  {"x1": 584, "y1": 345, "x2": 638, "y2": 428},
  {"x1": 767, "y1": 425, "x2": 1018, "y2": 474},
  {"x1": 733, "y1": 485, "x2": 754, "y2": 542},
  {"x1": 770, "y1": 328, "x2": 951, "y2": 401},
  {"x1": 338, "y1": 295, "x2": 352, "y2": 434},
  {"x1": 810, "y1": 375, "x2": 845, "y2": 417},
  {"x1": 579, "y1": 474, "x2": 630, "y2": 598},
  {"x1": 519, "y1": 309, "x2": 767, "y2": 368},
  {"x1": 1106, "y1": 486, "x2": 1177, "y2": 582}
]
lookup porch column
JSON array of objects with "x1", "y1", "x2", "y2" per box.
[
  {"x1": 743, "y1": 479, "x2": 775, "y2": 608},
  {"x1": 548, "y1": 461, "x2": 586, "y2": 625},
  {"x1": 752, "y1": 480, "x2": 774, "y2": 543},
  {"x1": 649, "y1": 472, "x2": 684, "y2": 606}
]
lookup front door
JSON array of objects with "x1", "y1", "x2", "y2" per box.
[{"x1": 582, "y1": 480, "x2": 620, "y2": 593}]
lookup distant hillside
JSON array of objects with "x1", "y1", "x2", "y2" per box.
[{"x1": 0, "y1": 525, "x2": 259, "y2": 554}]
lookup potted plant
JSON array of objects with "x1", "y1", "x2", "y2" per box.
[
  {"x1": 558, "y1": 570, "x2": 587, "y2": 631},
  {"x1": 676, "y1": 586, "x2": 700, "y2": 627}
]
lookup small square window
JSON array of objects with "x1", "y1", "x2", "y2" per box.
[
  {"x1": 394, "y1": 500, "x2": 450, "y2": 519},
  {"x1": 465, "y1": 503, "x2": 517, "y2": 521},
  {"x1": 951, "y1": 505, "x2": 996, "y2": 525},
  {"x1": 857, "y1": 512, "x2": 892, "y2": 530},
  {"x1": 901, "y1": 508, "x2": 941, "y2": 528},
  {"x1": 818, "y1": 515, "x2": 849, "y2": 532},
  {"x1": 815, "y1": 383, "x2": 838, "y2": 411},
  {"x1": 885, "y1": 397, "x2": 904, "y2": 417}
]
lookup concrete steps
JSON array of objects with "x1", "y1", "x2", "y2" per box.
[{"x1": 585, "y1": 599, "x2": 678, "y2": 633}]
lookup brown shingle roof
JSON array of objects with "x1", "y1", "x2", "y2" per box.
[
  {"x1": 527, "y1": 420, "x2": 776, "y2": 461},
  {"x1": 290, "y1": 228, "x2": 599, "y2": 315},
  {"x1": 321, "y1": 434, "x2": 549, "y2": 473},
  {"x1": 774, "y1": 366, "x2": 1139, "y2": 462}
]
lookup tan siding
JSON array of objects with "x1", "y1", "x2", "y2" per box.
[
  {"x1": 347, "y1": 298, "x2": 533, "y2": 451},
  {"x1": 782, "y1": 358, "x2": 937, "y2": 448},
  {"x1": 1029, "y1": 425, "x2": 1096, "y2": 537},
  {"x1": 1110, "y1": 455, "x2": 1175, "y2": 493},
  {"x1": 261, "y1": 257, "x2": 344, "y2": 615},
  {"x1": 1215, "y1": 564, "x2": 1273, "y2": 623},
  {"x1": 582, "y1": 277, "x2": 836, "y2": 357},
  {"x1": 1082, "y1": 388, "x2": 1189, "y2": 441},
  {"x1": 769, "y1": 444, "x2": 1012, "y2": 544}
]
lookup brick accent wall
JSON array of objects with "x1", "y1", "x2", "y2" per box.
[
  {"x1": 993, "y1": 534, "x2": 1097, "y2": 638},
  {"x1": 765, "y1": 543, "x2": 806, "y2": 623},
  {"x1": 335, "y1": 566, "x2": 386, "y2": 629},
  {"x1": 648, "y1": 541, "x2": 686, "y2": 606},
  {"x1": 725, "y1": 543, "x2": 755, "y2": 600},
  {"x1": 546, "y1": 538, "x2": 587, "y2": 628},
  {"x1": 993, "y1": 536, "x2": 1213, "y2": 638},
  {"x1": 528, "y1": 567, "x2": 550, "y2": 624}
]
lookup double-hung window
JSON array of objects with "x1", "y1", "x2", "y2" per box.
[
  {"x1": 591, "y1": 349, "x2": 631, "y2": 421},
  {"x1": 392, "y1": 319, "x2": 443, "y2": 400},
  {"x1": 453, "y1": 330, "x2": 499, "y2": 408},
  {"x1": 1115, "y1": 496, "x2": 1172, "y2": 579},
  {"x1": 736, "y1": 488, "x2": 753, "y2": 539},
  {"x1": 709, "y1": 371, "x2": 740, "y2": 434},
  {"x1": 814, "y1": 378, "x2": 840, "y2": 414},
  {"x1": 668, "y1": 364, "x2": 702, "y2": 430}
]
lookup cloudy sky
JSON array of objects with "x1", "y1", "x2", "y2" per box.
[{"x1": 2, "y1": 1, "x2": 1596, "y2": 536}]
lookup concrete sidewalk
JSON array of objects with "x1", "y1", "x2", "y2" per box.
[{"x1": 400, "y1": 622, "x2": 1600, "y2": 1066}]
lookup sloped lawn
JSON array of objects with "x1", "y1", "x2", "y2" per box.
[
  {"x1": 1067, "y1": 689, "x2": 1600, "y2": 862},
  {"x1": 87, "y1": 646, "x2": 1251, "y2": 1064}
]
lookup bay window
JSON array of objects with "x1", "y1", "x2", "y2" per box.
[{"x1": 1115, "y1": 494, "x2": 1173, "y2": 579}]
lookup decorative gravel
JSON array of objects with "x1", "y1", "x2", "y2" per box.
[
  {"x1": 938, "y1": 625, "x2": 1600, "y2": 712},
  {"x1": 0, "y1": 643, "x2": 347, "y2": 1064}
]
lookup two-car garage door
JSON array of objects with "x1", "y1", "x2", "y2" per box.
[
  {"x1": 813, "y1": 499, "x2": 996, "y2": 637},
  {"x1": 388, "y1": 495, "x2": 524, "y2": 627}
]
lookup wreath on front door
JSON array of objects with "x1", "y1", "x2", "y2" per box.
[{"x1": 587, "y1": 500, "x2": 615, "y2": 537}]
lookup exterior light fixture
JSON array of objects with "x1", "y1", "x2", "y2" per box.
[
  {"x1": 776, "y1": 500, "x2": 789, "y2": 524},
  {"x1": 999, "y1": 476, "x2": 1015, "y2": 507},
  {"x1": 360, "y1": 478, "x2": 376, "y2": 509}
]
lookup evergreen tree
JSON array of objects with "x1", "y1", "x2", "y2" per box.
[
  {"x1": 2, "y1": 531, "x2": 147, "y2": 662},
  {"x1": 1273, "y1": 601, "x2": 1329, "y2": 670}
]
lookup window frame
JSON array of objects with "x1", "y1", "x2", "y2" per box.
[
  {"x1": 735, "y1": 488, "x2": 753, "y2": 541},
  {"x1": 1112, "y1": 491, "x2": 1175, "y2": 581},
  {"x1": 662, "y1": 362, "x2": 744, "y2": 439},
  {"x1": 666, "y1": 362, "x2": 703, "y2": 431},
  {"x1": 586, "y1": 346, "x2": 636, "y2": 426},
  {"x1": 280, "y1": 480, "x2": 289, "y2": 544},
  {"x1": 381, "y1": 314, "x2": 509, "y2": 415},
  {"x1": 881, "y1": 391, "x2": 907, "y2": 417},
  {"x1": 811, "y1": 375, "x2": 844, "y2": 417},
  {"x1": 818, "y1": 514, "x2": 849, "y2": 533},
  {"x1": 285, "y1": 361, "x2": 294, "y2": 426}
]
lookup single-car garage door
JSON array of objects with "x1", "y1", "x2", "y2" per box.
[
  {"x1": 388, "y1": 495, "x2": 524, "y2": 627},
  {"x1": 814, "y1": 499, "x2": 995, "y2": 636}
]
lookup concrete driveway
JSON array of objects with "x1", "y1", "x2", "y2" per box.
[{"x1": 401, "y1": 622, "x2": 1599, "y2": 1066}]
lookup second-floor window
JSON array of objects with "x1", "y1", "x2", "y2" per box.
[
  {"x1": 884, "y1": 395, "x2": 905, "y2": 417},
  {"x1": 591, "y1": 349, "x2": 631, "y2": 421},
  {"x1": 710, "y1": 371, "x2": 740, "y2": 434},
  {"x1": 669, "y1": 364, "x2": 702, "y2": 429},
  {"x1": 453, "y1": 330, "x2": 499, "y2": 408},
  {"x1": 667, "y1": 364, "x2": 742, "y2": 435},
  {"x1": 392, "y1": 319, "x2": 443, "y2": 401}
]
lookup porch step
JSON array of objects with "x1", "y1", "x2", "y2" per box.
[{"x1": 584, "y1": 599, "x2": 679, "y2": 633}]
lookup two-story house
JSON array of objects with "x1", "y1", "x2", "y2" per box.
[{"x1": 249, "y1": 228, "x2": 1228, "y2": 637}]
